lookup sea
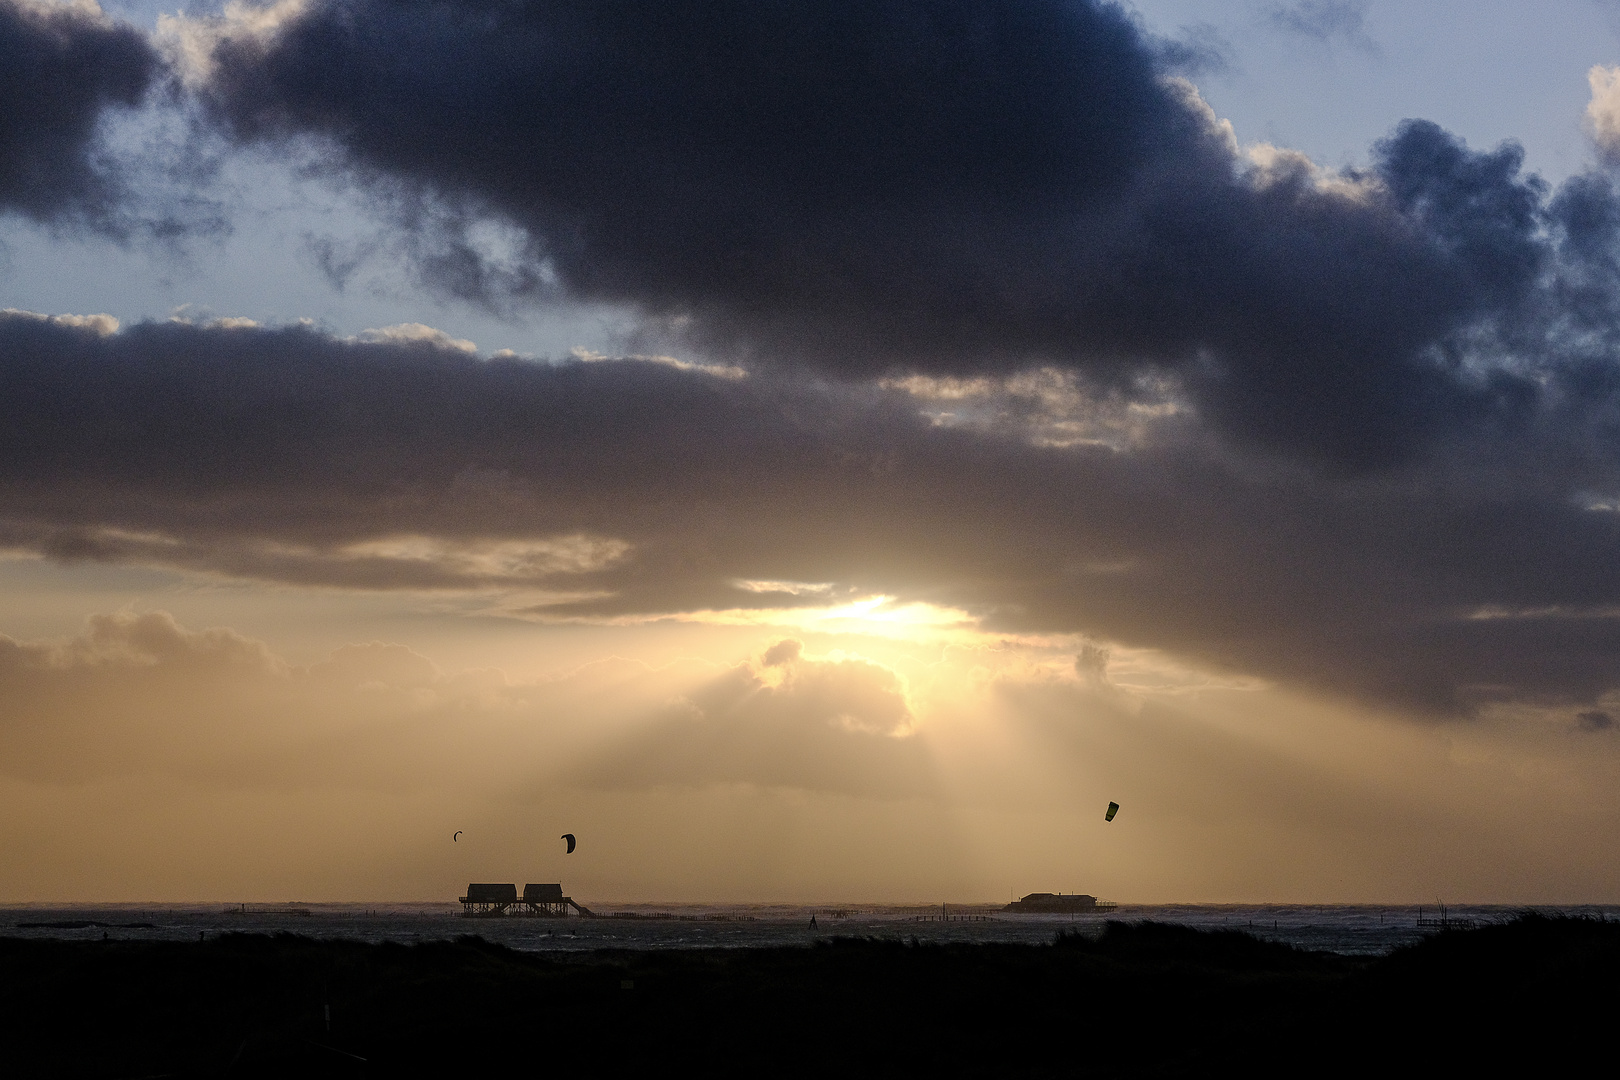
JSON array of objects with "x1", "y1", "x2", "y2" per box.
[{"x1": 6, "y1": 901, "x2": 1617, "y2": 956}]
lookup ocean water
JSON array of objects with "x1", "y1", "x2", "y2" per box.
[{"x1": 7, "y1": 901, "x2": 1617, "y2": 955}]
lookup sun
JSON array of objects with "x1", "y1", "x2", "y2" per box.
[{"x1": 667, "y1": 593, "x2": 982, "y2": 644}]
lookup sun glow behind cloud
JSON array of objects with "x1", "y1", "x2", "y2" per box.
[{"x1": 656, "y1": 594, "x2": 978, "y2": 637}]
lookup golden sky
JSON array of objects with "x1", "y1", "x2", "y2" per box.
[{"x1": 5, "y1": 551, "x2": 1618, "y2": 903}]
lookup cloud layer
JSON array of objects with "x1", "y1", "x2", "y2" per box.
[
  {"x1": 8, "y1": 0, "x2": 1619, "y2": 468},
  {"x1": 10, "y1": 311, "x2": 1620, "y2": 718},
  {"x1": 0, "y1": 0, "x2": 158, "y2": 224},
  {"x1": 10, "y1": 2, "x2": 1620, "y2": 723},
  {"x1": 174, "y1": 0, "x2": 1591, "y2": 467}
]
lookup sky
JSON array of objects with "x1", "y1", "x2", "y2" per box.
[{"x1": 6, "y1": 0, "x2": 1620, "y2": 905}]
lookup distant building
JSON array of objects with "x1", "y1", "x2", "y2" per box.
[
  {"x1": 460, "y1": 882, "x2": 594, "y2": 917},
  {"x1": 460, "y1": 883, "x2": 518, "y2": 914},
  {"x1": 523, "y1": 883, "x2": 568, "y2": 916}
]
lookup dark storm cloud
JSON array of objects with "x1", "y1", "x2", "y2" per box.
[
  {"x1": 10, "y1": 315, "x2": 1620, "y2": 718},
  {"x1": 0, "y1": 0, "x2": 159, "y2": 225},
  {"x1": 192, "y1": 0, "x2": 1558, "y2": 467}
]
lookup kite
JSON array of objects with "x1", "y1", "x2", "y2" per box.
[
  {"x1": 562, "y1": 833, "x2": 576, "y2": 854},
  {"x1": 453, "y1": 831, "x2": 462, "y2": 842},
  {"x1": 1105, "y1": 802, "x2": 1119, "y2": 822}
]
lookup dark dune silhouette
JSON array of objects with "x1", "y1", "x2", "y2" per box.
[{"x1": 0, "y1": 914, "x2": 1613, "y2": 1075}]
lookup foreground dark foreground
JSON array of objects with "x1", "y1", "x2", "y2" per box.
[{"x1": 3, "y1": 915, "x2": 1615, "y2": 1077}]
